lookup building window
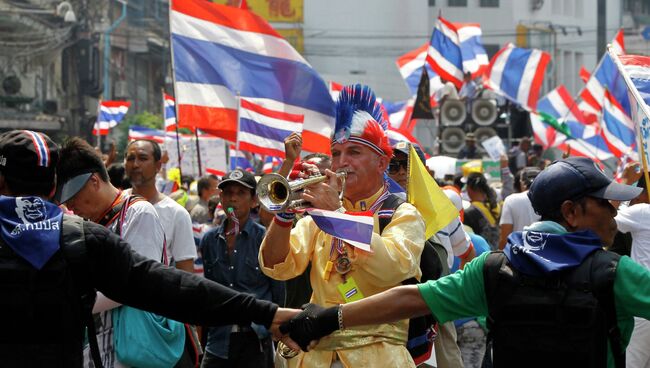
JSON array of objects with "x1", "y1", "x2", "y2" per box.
[
  {"x1": 480, "y1": 0, "x2": 499, "y2": 7},
  {"x1": 429, "y1": 0, "x2": 436, "y2": 6},
  {"x1": 448, "y1": 0, "x2": 467, "y2": 7}
]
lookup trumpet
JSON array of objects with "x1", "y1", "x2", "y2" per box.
[{"x1": 257, "y1": 171, "x2": 347, "y2": 213}]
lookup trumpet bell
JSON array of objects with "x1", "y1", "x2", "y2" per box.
[{"x1": 257, "y1": 173, "x2": 293, "y2": 213}]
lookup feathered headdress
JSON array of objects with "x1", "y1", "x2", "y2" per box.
[{"x1": 332, "y1": 84, "x2": 392, "y2": 157}]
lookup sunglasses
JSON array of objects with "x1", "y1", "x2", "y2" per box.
[{"x1": 388, "y1": 160, "x2": 408, "y2": 174}]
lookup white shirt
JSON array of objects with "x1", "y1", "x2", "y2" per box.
[
  {"x1": 499, "y1": 191, "x2": 540, "y2": 232},
  {"x1": 153, "y1": 195, "x2": 197, "y2": 263},
  {"x1": 615, "y1": 203, "x2": 650, "y2": 269}
]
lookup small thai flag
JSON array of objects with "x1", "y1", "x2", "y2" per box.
[
  {"x1": 128, "y1": 125, "x2": 166, "y2": 144},
  {"x1": 164, "y1": 93, "x2": 177, "y2": 131},
  {"x1": 93, "y1": 100, "x2": 130, "y2": 136},
  {"x1": 308, "y1": 209, "x2": 374, "y2": 252}
]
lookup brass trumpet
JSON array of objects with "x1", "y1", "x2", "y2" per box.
[{"x1": 257, "y1": 171, "x2": 347, "y2": 213}]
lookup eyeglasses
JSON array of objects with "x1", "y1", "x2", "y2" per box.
[{"x1": 388, "y1": 160, "x2": 408, "y2": 174}]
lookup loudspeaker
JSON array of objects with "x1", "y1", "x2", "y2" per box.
[
  {"x1": 440, "y1": 99, "x2": 466, "y2": 126},
  {"x1": 474, "y1": 126, "x2": 498, "y2": 143},
  {"x1": 440, "y1": 127, "x2": 465, "y2": 153},
  {"x1": 471, "y1": 99, "x2": 498, "y2": 126}
]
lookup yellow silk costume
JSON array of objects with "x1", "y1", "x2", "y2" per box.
[{"x1": 260, "y1": 187, "x2": 425, "y2": 368}]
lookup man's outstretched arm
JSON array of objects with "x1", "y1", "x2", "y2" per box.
[{"x1": 341, "y1": 285, "x2": 430, "y2": 327}]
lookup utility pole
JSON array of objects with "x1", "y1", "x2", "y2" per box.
[{"x1": 597, "y1": 0, "x2": 606, "y2": 57}]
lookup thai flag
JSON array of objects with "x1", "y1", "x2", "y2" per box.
[
  {"x1": 397, "y1": 43, "x2": 442, "y2": 97},
  {"x1": 614, "y1": 150, "x2": 636, "y2": 183},
  {"x1": 128, "y1": 125, "x2": 166, "y2": 144},
  {"x1": 308, "y1": 209, "x2": 374, "y2": 252},
  {"x1": 163, "y1": 93, "x2": 177, "y2": 131},
  {"x1": 578, "y1": 54, "x2": 631, "y2": 121},
  {"x1": 485, "y1": 43, "x2": 550, "y2": 111},
  {"x1": 387, "y1": 128, "x2": 423, "y2": 147},
  {"x1": 579, "y1": 66, "x2": 591, "y2": 84},
  {"x1": 533, "y1": 85, "x2": 613, "y2": 160},
  {"x1": 454, "y1": 23, "x2": 489, "y2": 77},
  {"x1": 262, "y1": 155, "x2": 282, "y2": 173},
  {"x1": 383, "y1": 99, "x2": 410, "y2": 130},
  {"x1": 601, "y1": 90, "x2": 636, "y2": 157},
  {"x1": 238, "y1": 98, "x2": 304, "y2": 158},
  {"x1": 24, "y1": 130, "x2": 52, "y2": 168},
  {"x1": 229, "y1": 145, "x2": 254, "y2": 171},
  {"x1": 170, "y1": 0, "x2": 334, "y2": 153},
  {"x1": 93, "y1": 100, "x2": 130, "y2": 136},
  {"x1": 427, "y1": 16, "x2": 464, "y2": 89}
]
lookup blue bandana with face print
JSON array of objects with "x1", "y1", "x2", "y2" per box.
[
  {"x1": 0, "y1": 196, "x2": 62, "y2": 269},
  {"x1": 504, "y1": 229, "x2": 603, "y2": 276}
]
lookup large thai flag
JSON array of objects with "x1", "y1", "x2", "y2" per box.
[
  {"x1": 485, "y1": 43, "x2": 550, "y2": 111},
  {"x1": 128, "y1": 125, "x2": 166, "y2": 144},
  {"x1": 427, "y1": 16, "x2": 464, "y2": 89},
  {"x1": 308, "y1": 209, "x2": 374, "y2": 252},
  {"x1": 170, "y1": 0, "x2": 334, "y2": 153},
  {"x1": 238, "y1": 98, "x2": 303, "y2": 158},
  {"x1": 534, "y1": 85, "x2": 613, "y2": 160},
  {"x1": 454, "y1": 23, "x2": 489, "y2": 77},
  {"x1": 93, "y1": 100, "x2": 130, "y2": 136},
  {"x1": 397, "y1": 43, "x2": 442, "y2": 97},
  {"x1": 163, "y1": 93, "x2": 177, "y2": 131}
]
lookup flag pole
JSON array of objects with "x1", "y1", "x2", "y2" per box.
[
  {"x1": 235, "y1": 92, "x2": 241, "y2": 155},
  {"x1": 609, "y1": 46, "x2": 650, "y2": 203},
  {"x1": 194, "y1": 129, "x2": 203, "y2": 176},
  {"x1": 168, "y1": 0, "x2": 185, "y2": 179},
  {"x1": 95, "y1": 98, "x2": 102, "y2": 149}
]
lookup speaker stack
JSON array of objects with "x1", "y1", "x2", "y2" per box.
[{"x1": 439, "y1": 97, "x2": 499, "y2": 155}]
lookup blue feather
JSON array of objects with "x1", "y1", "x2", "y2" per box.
[{"x1": 334, "y1": 85, "x2": 387, "y2": 138}]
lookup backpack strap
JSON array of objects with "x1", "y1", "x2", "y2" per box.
[
  {"x1": 482, "y1": 251, "x2": 507, "y2": 331},
  {"x1": 590, "y1": 251, "x2": 625, "y2": 368},
  {"x1": 377, "y1": 194, "x2": 406, "y2": 235},
  {"x1": 61, "y1": 214, "x2": 103, "y2": 368}
]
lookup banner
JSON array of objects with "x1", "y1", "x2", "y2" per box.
[{"x1": 164, "y1": 135, "x2": 227, "y2": 177}]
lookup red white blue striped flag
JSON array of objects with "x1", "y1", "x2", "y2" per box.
[
  {"x1": 93, "y1": 100, "x2": 130, "y2": 136},
  {"x1": 427, "y1": 16, "x2": 464, "y2": 89},
  {"x1": 308, "y1": 209, "x2": 374, "y2": 252}
]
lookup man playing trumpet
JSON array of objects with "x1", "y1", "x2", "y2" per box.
[{"x1": 259, "y1": 84, "x2": 425, "y2": 367}]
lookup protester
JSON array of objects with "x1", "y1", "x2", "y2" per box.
[
  {"x1": 191, "y1": 175, "x2": 220, "y2": 224},
  {"x1": 457, "y1": 132, "x2": 480, "y2": 159},
  {"x1": 464, "y1": 172, "x2": 502, "y2": 249},
  {"x1": 614, "y1": 174, "x2": 650, "y2": 368},
  {"x1": 260, "y1": 85, "x2": 425, "y2": 367},
  {"x1": 124, "y1": 139, "x2": 197, "y2": 273},
  {"x1": 498, "y1": 167, "x2": 541, "y2": 250},
  {"x1": 0, "y1": 130, "x2": 300, "y2": 367},
  {"x1": 200, "y1": 169, "x2": 285, "y2": 368},
  {"x1": 282, "y1": 157, "x2": 650, "y2": 368},
  {"x1": 508, "y1": 137, "x2": 530, "y2": 173},
  {"x1": 387, "y1": 141, "x2": 465, "y2": 368}
]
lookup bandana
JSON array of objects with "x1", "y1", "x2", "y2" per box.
[
  {"x1": 0, "y1": 196, "x2": 63, "y2": 269},
  {"x1": 504, "y1": 229, "x2": 603, "y2": 277}
]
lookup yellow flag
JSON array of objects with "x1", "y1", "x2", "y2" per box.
[{"x1": 407, "y1": 145, "x2": 459, "y2": 238}]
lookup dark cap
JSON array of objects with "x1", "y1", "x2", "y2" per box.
[
  {"x1": 0, "y1": 130, "x2": 59, "y2": 185},
  {"x1": 528, "y1": 157, "x2": 642, "y2": 216},
  {"x1": 392, "y1": 141, "x2": 426, "y2": 165},
  {"x1": 218, "y1": 169, "x2": 257, "y2": 191}
]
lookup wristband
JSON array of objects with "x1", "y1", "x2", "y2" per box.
[
  {"x1": 337, "y1": 305, "x2": 345, "y2": 330},
  {"x1": 274, "y1": 212, "x2": 295, "y2": 227}
]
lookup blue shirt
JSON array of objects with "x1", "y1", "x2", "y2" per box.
[{"x1": 200, "y1": 217, "x2": 285, "y2": 359}]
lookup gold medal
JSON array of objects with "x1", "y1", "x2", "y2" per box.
[{"x1": 335, "y1": 254, "x2": 351, "y2": 274}]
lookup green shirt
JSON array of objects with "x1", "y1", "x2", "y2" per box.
[{"x1": 418, "y1": 252, "x2": 650, "y2": 368}]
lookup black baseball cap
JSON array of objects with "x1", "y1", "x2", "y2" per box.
[
  {"x1": 0, "y1": 130, "x2": 59, "y2": 185},
  {"x1": 57, "y1": 172, "x2": 94, "y2": 204},
  {"x1": 218, "y1": 169, "x2": 257, "y2": 191},
  {"x1": 528, "y1": 157, "x2": 642, "y2": 216}
]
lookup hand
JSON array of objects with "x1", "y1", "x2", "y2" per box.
[
  {"x1": 270, "y1": 308, "x2": 302, "y2": 351},
  {"x1": 302, "y1": 169, "x2": 342, "y2": 211},
  {"x1": 279, "y1": 303, "x2": 340, "y2": 352},
  {"x1": 621, "y1": 161, "x2": 642, "y2": 185},
  {"x1": 499, "y1": 154, "x2": 508, "y2": 169},
  {"x1": 285, "y1": 133, "x2": 303, "y2": 163}
]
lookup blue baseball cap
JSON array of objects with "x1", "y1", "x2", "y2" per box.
[{"x1": 528, "y1": 157, "x2": 642, "y2": 216}]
